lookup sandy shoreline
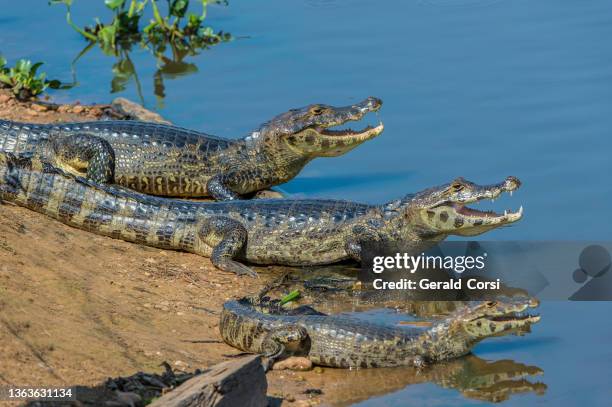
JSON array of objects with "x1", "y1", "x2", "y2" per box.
[{"x1": 0, "y1": 89, "x2": 326, "y2": 406}]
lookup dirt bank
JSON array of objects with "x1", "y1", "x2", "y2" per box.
[{"x1": 0, "y1": 90, "x2": 326, "y2": 406}]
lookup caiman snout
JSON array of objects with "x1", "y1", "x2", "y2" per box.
[
  {"x1": 355, "y1": 96, "x2": 383, "y2": 113},
  {"x1": 503, "y1": 176, "x2": 521, "y2": 192},
  {"x1": 262, "y1": 96, "x2": 385, "y2": 157},
  {"x1": 409, "y1": 176, "x2": 524, "y2": 238}
]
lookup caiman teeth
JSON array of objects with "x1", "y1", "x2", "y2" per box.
[
  {"x1": 491, "y1": 313, "x2": 539, "y2": 322},
  {"x1": 321, "y1": 126, "x2": 368, "y2": 135},
  {"x1": 320, "y1": 123, "x2": 384, "y2": 138},
  {"x1": 454, "y1": 204, "x2": 523, "y2": 219}
]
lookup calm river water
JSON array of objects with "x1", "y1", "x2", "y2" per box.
[{"x1": 2, "y1": 0, "x2": 611, "y2": 405}]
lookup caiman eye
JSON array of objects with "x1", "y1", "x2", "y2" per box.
[
  {"x1": 451, "y1": 177, "x2": 466, "y2": 191},
  {"x1": 310, "y1": 106, "x2": 325, "y2": 115},
  {"x1": 451, "y1": 182, "x2": 464, "y2": 192},
  {"x1": 486, "y1": 301, "x2": 497, "y2": 307}
]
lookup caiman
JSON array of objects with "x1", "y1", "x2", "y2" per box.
[
  {"x1": 0, "y1": 152, "x2": 522, "y2": 277},
  {"x1": 220, "y1": 297, "x2": 540, "y2": 368},
  {"x1": 0, "y1": 97, "x2": 383, "y2": 200}
]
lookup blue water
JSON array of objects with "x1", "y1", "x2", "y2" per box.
[{"x1": 1, "y1": 1, "x2": 612, "y2": 405}]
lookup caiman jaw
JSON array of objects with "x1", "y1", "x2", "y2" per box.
[
  {"x1": 417, "y1": 176, "x2": 524, "y2": 236},
  {"x1": 277, "y1": 96, "x2": 385, "y2": 157},
  {"x1": 317, "y1": 123, "x2": 385, "y2": 142},
  {"x1": 449, "y1": 176, "x2": 523, "y2": 225},
  {"x1": 463, "y1": 298, "x2": 541, "y2": 339},
  {"x1": 308, "y1": 97, "x2": 384, "y2": 155}
]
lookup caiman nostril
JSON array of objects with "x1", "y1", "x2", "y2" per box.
[
  {"x1": 367, "y1": 96, "x2": 383, "y2": 107},
  {"x1": 505, "y1": 176, "x2": 521, "y2": 190},
  {"x1": 360, "y1": 96, "x2": 383, "y2": 111}
]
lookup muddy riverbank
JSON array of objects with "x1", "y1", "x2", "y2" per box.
[{"x1": 0, "y1": 90, "x2": 326, "y2": 406}]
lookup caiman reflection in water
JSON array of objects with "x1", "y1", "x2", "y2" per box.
[{"x1": 305, "y1": 355, "x2": 546, "y2": 406}]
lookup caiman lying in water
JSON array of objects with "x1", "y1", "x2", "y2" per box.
[
  {"x1": 0, "y1": 152, "x2": 522, "y2": 277},
  {"x1": 220, "y1": 297, "x2": 540, "y2": 368},
  {"x1": 0, "y1": 97, "x2": 383, "y2": 200}
]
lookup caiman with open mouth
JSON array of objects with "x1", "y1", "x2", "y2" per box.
[
  {"x1": 0, "y1": 152, "x2": 521, "y2": 277},
  {"x1": 220, "y1": 297, "x2": 540, "y2": 368},
  {"x1": 0, "y1": 97, "x2": 383, "y2": 199}
]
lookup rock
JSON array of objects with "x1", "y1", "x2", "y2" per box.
[
  {"x1": 115, "y1": 390, "x2": 142, "y2": 407},
  {"x1": 0, "y1": 94, "x2": 11, "y2": 104},
  {"x1": 72, "y1": 105, "x2": 85, "y2": 114},
  {"x1": 272, "y1": 357, "x2": 313, "y2": 371},
  {"x1": 112, "y1": 97, "x2": 172, "y2": 124},
  {"x1": 304, "y1": 388, "x2": 323, "y2": 395},
  {"x1": 254, "y1": 189, "x2": 285, "y2": 199},
  {"x1": 174, "y1": 360, "x2": 189, "y2": 369},
  {"x1": 29, "y1": 103, "x2": 48, "y2": 112},
  {"x1": 88, "y1": 106, "x2": 103, "y2": 117},
  {"x1": 149, "y1": 355, "x2": 267, "y2": 407}
]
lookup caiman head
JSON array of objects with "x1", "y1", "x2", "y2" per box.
[
  {"x1": 420, "y1": 297, "x2": 541, "y2": 362},
  {"x1": 387, "y1": 176, "x2": 523, "y2": 240},
  {"x1": 251, "y1": 97, "x2": 384, "y2": 158}
]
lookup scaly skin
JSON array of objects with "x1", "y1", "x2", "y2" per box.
[
  {"x1": 0, "y1": 152, "x2": 522, "y2": 277},
  {"x1": 219, "y1": 297, "x2": 540, "y2": 368},
  {"x1": 0, "y1": 97, "x2": 383, "y2": 200}
]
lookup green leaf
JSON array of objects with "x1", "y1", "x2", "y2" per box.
[
  {"x1": 279, "y1": 290, "x2": 301, "y2": 306},
  {"x1": 30, "y1": 62, "x2": 44, "y2": 76},
  {"x1": 105, "y1": 0, "x2": 125, "y2": 10},
  {"x1": 0, "y1": 56, "x2": 7, "y2": 68},
  {"x1": 136, "y1": 0, "x2": 148, "y2": 13},
  {"x1": 15, "y1": 59, "x2": 31, "y2": 73},
  {"x1": 98, "y1": 24, "x2": 118, "y2": 53},
  {"x1": 0, "y1": 73, "x2": 12, "y2": 85},
  {"x1": 170, "y1": 0, "x2": 189, "y2": 17},
  {"x1": 47, "y1": 79, "x2": 63, "y2": 89},
  {"x1": 111, "y1": 58, "x2": 135, "y2": 93}
]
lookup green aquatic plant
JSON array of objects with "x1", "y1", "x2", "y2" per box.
[
  {"x1": 51, "y1": 0, "x2": 231, "y2": 105},
  {"x1": 0, "y1": 57, "x2": 67, "y2": 100},
  {"x1": 50, "y1": 0, "x2": 231, "y2": 56}
]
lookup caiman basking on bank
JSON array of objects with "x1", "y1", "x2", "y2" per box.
[
  {"x1": 0, "y1": 152, "x2": 522, "y2": 277},
  {"x1": 0, "y1": 97, "x2": 383, "y2": 200},
  {"x1": 220, "y1": 297, "x2": 540, "y2": 368}
]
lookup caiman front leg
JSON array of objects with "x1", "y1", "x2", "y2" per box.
[
  {"x1": 50, "y1": 134, "x2": 115, "y2": 184},
  {"x1": 206, "y1": 173, "x2": 243, "y2": 201},
  {"x1": 261, "y1": 325, "x2": 309, "y2": 372},
  {"x1": 197, "y1": 216, "x2": 257, "y2": 277},
  {"x1": 207, "y1": 171, "x2": 278, "y2": 201}
]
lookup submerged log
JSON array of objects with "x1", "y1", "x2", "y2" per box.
[{"x1": 149, "y1": 355, "x2": 267, "y2": 407}]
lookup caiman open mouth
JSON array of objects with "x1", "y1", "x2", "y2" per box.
[
  {"x1": 317, "y1": 123, "x2": 385, "y2": 140},
  {"x1": 453, "y1": 203, "x2": 523, "y2": 222},
  {"x1": 488, "y1": 312, "x2": 541, "y2": 323},
  {"x1": 313, "y1": 96, "x2": 384, "y2": 141},
  {"x1": 438, "y1": 176, "x2": 523, "y2": 223},
  {"x1": 480, "y1": 298, "x2": 541, "y2": 325}
]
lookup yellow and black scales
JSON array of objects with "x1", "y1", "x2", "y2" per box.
[{"x1": 0, "y1": 97, "x2": 384, "y2": 200}]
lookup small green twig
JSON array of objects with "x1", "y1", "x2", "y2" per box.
[
  {"x1": 280, "y1": 290, "x2": 301, "y2": 306},
  {"x1": 63, "y1": 4, "x2": 98, "y2": 41}
]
